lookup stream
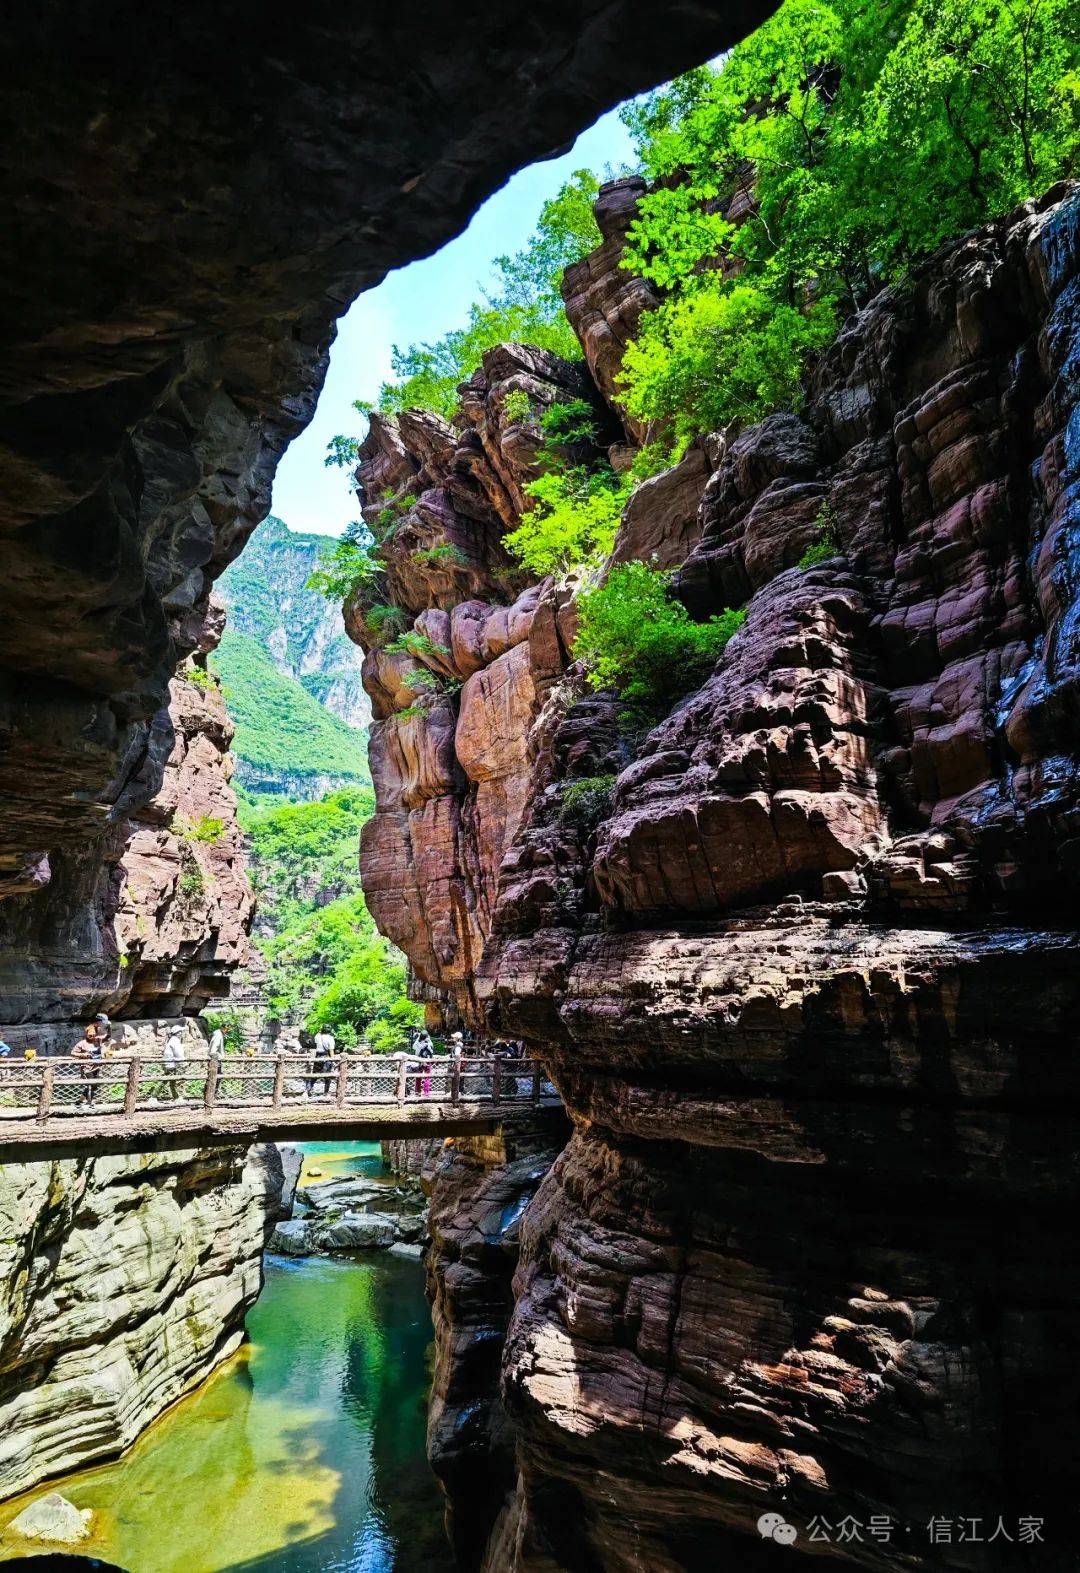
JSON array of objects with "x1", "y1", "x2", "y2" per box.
[{"x1": 0, "y1": 1143, "x2": 453, "y2": 1573}]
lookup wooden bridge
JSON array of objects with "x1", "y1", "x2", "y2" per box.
[{"x1": 0, "y1": 1053, "x2": 561, "y2": 1160}]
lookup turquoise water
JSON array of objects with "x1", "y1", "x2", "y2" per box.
[{"x1": 0, "y1": 1145, "x2": 451, "y2": 1573}]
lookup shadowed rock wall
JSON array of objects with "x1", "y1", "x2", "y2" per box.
[{"x1": 0, "y1": 598, "x2": 252, "y2": 1026}]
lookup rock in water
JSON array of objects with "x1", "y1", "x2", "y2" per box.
[
  {"x1": 268, "y1": 1218, "x2": 319, "y2": 1256},
  {"x1": 8, "y1": 1493, "x2": 92, "y2": 1544},
  {"x1": 315, "y1": 1212, "x2": 398, "y2": 1251},
  {"x1": 295, "y1": 1177, "x2": 385, "y2": 1214}
]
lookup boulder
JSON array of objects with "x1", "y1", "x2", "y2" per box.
[
  {"x1": 268, "y1": 1218, "x2": 318, "y2": 1257},
  {"x1": 295, "y1": 1177, "x2": 385, "y2": 1215},
  {"x1": 314, "y1": 1212, "x2": 397, "y2": 1251},
  {"x1": 7, "y1": 1492, "x2": 91, "y2": 1545}
]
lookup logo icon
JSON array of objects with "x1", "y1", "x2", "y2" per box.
[{"x1": 758, "y1": 1511, "x2": 799, "y2": 1546}]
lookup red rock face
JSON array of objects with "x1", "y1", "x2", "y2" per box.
[
  {"x1": 353, "y1": 183, "x2": 1080, "y2": 1569},
  {"x1": 560, "y1": 177, "x2": 661, "y2": 444},
  {"x1": 424, "y1": 1115, "x2": 567, "y2": 1567}
]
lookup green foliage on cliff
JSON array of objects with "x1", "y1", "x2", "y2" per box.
[
  {"x1": 305, "y1": 520, "x2": 382, "y2": 603},
  {"x1": 559, "y1": 775, "x2": 617, "y2": 836},
  {"x1": 504, "y1": 401, "x2": 631, "y2": 574},
  {"x1": 243, "y1": 788, "x2": 421, "y2": 1047},
  {"x1": 617, "y1": 0, "x2": 1079, "y2": 454},
  {"x1": 505, "y1": 465, "x2": 630, "y2": 576},
  {"x1": 329, "y1": 171, "x2": 604, "y2": 437},
  {"x1": 575, "y1": 561, "x2": 745, "y2": 710},
  {"x1": 211, "y1": 628, "x2": 371, "y2": 793}
]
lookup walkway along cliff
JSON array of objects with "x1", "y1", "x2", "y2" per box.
[{"x1": 344, "y1": 180, "x2": 1080, "y2": 1569}]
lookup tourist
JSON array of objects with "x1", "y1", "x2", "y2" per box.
[
  {"x1": 410, "y1": 1027, "x2": 434, "y2": 1098},
  {"x1": 162, "y1": 1026, "x2": 186, "y2": 1101},
  {"x1": 208, "y1": 1023, "x2": 226, "y2": 1057},
  {"x1": 313, "y1": 1026, "x2": 335, "y2": 1097},
  {"x1": 70, "y1": 1025, "x2": 105, "y2": 1105}
]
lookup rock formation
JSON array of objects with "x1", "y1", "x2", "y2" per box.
[
  {"x1": 0, "y1": 1144, "x2": 283, "y2": 1499},
  {"x1": 344, "y1": 182, "x2": 1080, "y2": 1569},
  {"x1": 0, "y1": 598, "x2": 252, "y2": 1032},
  {"x1": 424, "y1": 1115, "x2": 568, "y2": 1568},
  {"x1": 3, "y1": 7, "x2": 1078, "y2": 1567},
  {"x1": 0, "y1": 1, "x2": 768, "y2": 897}
]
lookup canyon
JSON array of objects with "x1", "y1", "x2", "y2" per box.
[{"x1": 1, "y1": 5, "x2": 1078, "y2": 1571}]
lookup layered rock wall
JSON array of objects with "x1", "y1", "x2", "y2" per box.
[
  {"x1": 424, "y1": 1114, "x2": 568, "y2": 1567},
  {"x1": 0, "y1": 1144, "x2": 283, "y2": 1498},
  {"x1": 349, "y1": 182, "x2": 1080, "y2": 1569}
]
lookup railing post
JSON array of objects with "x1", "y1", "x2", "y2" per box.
[
  {"x1": 273, "y1": 1056, "x2": 286, "y2": 1107},
  {"x1": 492, "y1": 1056, "x2": 502, "y2": 1107},
  {"x1": 36, "y1": 1062, "x2": 54, "y2": 1122},
  {"x1": 450, "y1": 1057, "x2": 461, "y2": 1104},
  {"x1": 204, "y1": 1056, "x2": 219, "y2": 1109},
  {"x1": 395, "y1": 1056, "x2": 408, "y2": 1105},
  {"x1": 336, "y1": 1055, "x2": 348, "y2": 1107},
  {"x1": 531, "y1": 1061, "x2": 542, "y2": 1104},
  {"x1": 123, "y1": 1056, "x2": 140, "y2": 1116}
]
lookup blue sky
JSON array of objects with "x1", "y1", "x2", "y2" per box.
[{"x1": 271, "y1": 105, "x2": 638, "y2": 538}]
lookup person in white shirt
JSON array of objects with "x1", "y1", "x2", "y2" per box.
[
  {"x1": 162, "y1": 1026, "x2": 186, "y2": 1101},
  {"x1": 208, "y1": 1025, "x2": 225, "y2": 1057},
  {"x1": 313, "y1": 1028, "x2": 336, "y2": 1096}
]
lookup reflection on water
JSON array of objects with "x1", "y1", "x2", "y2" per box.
[{"x1": 0, "y1": 1145, "x2": 451, "y2": 1573}]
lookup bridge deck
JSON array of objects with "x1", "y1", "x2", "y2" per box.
[{"x1": 0, "y1": 1053, "x2": 559, "y2": 1160}]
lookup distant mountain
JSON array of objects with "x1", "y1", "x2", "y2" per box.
[
  {"x1": 216, "y1": 514, "x2": 370, "y2": 730},
  {"x1": 211, "y1": 628, "x2": 371, "y2": 803}
]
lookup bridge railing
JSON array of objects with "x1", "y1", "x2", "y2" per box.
[{"x1": 0, "y1": 1054, "x2": 550, "y2": 1123}]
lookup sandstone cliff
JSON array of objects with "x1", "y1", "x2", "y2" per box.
[
  {"x1": 0, "y1": 1144, "x2": 283, "y2": 1498},
  {"x1": 347, "y1": 183, "x2": 1080, "y2": 1569}
]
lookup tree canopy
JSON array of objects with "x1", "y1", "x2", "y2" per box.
[{"x1": 617, "y1": 0, "x2": 1079, "y2": 452}]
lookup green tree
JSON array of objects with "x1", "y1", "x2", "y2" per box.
[
  {"x1": 305, "y1": 520, "x2": 381, "y2": 603},
  {"x1": 619, "y1": 0, "x2": 1078, "y2": 457},
  {"x1": 328, "y1": 170, "x2": 605, "y2": 433},
  {"x1": 575, "y1": 561, "x2": 745, "y2": 710}
]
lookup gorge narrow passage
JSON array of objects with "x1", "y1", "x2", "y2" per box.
[{"x1": 0, "y1": 1145, "x2": 450, "y2": 1573}]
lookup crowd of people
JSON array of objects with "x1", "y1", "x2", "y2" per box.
[{"x1": 0, "y1": 1016, "x2": 534, "y2": 1110}]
